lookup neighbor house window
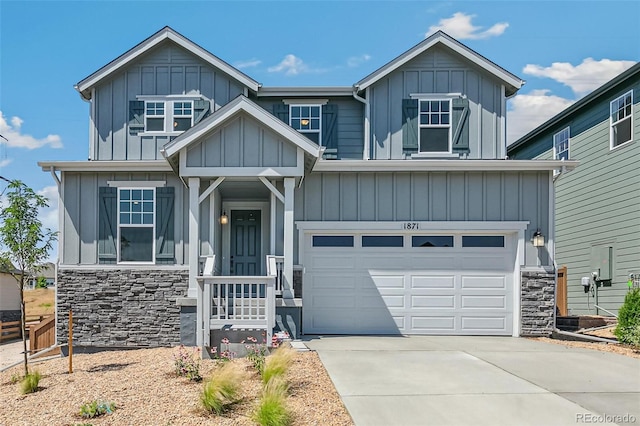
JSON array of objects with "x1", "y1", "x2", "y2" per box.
[
  {"x1": 172, "y1": 101, "x2": 193, "y2": 131},
  {"x1": 553, "y1": 127, "x2": 570, "y2": 160},
  {"x1": 145, "y1": 102, "x2": 165, "y2": 132},
  {"x1": 118, "y1": 188, "x2": 155, "y2": 262},
  {"x1": 610, "y1": 90, "x2": 633, "y2": 149},
  {"x1": 290, "y1": 105, "x2": 321, "y2": 144},
  {"x1": 419, "y1": 99, "x2": 451, "y2": 152}
]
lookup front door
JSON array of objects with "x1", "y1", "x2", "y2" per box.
[{"x1": 230, "y1": 210, "x2": 261, "y2": 275}]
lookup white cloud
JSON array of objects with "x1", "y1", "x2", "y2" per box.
[
  {"x1": 234, "y1": 58, "x2": 262, "y2": 69},
  {"x1": 507, "y1": 90, "x2": 574, "y2": 145},
  {"x1": 0, "y1": 111, "x2": 62, "y2": 150},
  {"x1": 0, "y1": 159, "x2": 12, "y2": 168},
  {"x1": 268, "y1": 54, "x2": 309, "y2": 76},
  {"x1": 347, "y1": 54, "x2": 371, "y2": 68},
  {"x1": 36, "y1": 185, "x2": 59, "y2": 235},
  {"x1": 426, "y1": 12, "x2": 508, "y2": 40},
  {"x1": 523, "y1": 58, "x2": 636, "y2": 96}
]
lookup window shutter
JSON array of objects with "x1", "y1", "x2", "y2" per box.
[
  {"x1": 452, "y1": 98, "x2": 470, "y2": 153},
  {"x1": 322, "y1": 104, "x2": 338, "y2": 149},
  {"x1": 155, "y1": 187, "x2": 175, "y2": 264},
  {"x1": 193, "y1": 99, "x2": 210, "y2": 124},
  {"x1": 273, "y1": 103, "x2": 289, "y2": 124},
  {"x1": 402, "y1": 99, "x2": 419, "y2": 154},
  {"x1": 98, "y1": 187, "x2": 117, "y2": 264},
  {"x1": 128, "y1": 100, "x2": 145, "y2": 135}
]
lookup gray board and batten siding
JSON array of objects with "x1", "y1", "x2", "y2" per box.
[
  {"x1": 367, "y1": 44, "x2": 506, "y2": 160},
  {"x1": 60, "y1": 172, "x2": 216, "y2": 267},
  {"x1": 255, "y1": 97, "x2": 364, "y2": 160},
  {"x1": 279, "y1": 170, "x2": 552, "y2": 267},
  {"x1": 92, "y1": 41, "x2": 245, "y2": 161}
]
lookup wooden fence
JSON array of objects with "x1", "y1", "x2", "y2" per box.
[
  {"x1": 29, "y1": 315, "x2": 56, "y2": 354},
  {"x1": 0, "y1": 320, "x2": 22, "y2": 343}
]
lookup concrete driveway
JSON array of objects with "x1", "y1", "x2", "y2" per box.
[{"x1": 305, "y1": 336, "x2": 640, "y2": 426}]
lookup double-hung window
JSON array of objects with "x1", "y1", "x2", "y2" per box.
[
  {"x1": 290, "y1": 105, "x2": 321, "y2": 144},
  {"x1": 610, "y1": 90, "x2": 633, "y2": 149},
  {"x1": 553, "y1": 127, "x2": 570, "y2": 160},
  {"x1": 145, "y1": 102, "x2": 165, "y2": 132},
  {"x1": 419, "y1": 99, "x2": 451, "y2": 153},
  {"x1": 172, "y1": 101, "x2": 193, "y2": 131},
  {"x1": 118, "y1": 188, "x2": 155, "y2": 263}
]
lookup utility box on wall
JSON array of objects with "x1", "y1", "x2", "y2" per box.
[{"x1": 591, "y1": 245, "x2": 613, "y2": 283}]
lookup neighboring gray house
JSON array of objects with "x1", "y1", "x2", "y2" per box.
[
  {"x1": 508, "y1": 63, "x2": 640, "y2": 316},
  {"x1": 39, "y1": 27, "x2": 574, "y2": 349}
]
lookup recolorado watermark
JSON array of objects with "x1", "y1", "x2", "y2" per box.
[{"x1": 576, "y1": 413, "x2": 637, "y2": 424}]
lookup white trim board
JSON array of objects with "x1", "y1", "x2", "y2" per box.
[{"x1": 312, "y1": 159, "x2": 579, "y2": 172}]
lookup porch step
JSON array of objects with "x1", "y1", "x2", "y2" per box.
[
  {"x1": 289, "y1": 341, "x2": 309, "y2": 352},
  {"x1": 556, "y1": 316, "x2": 579, "y2": 332}
]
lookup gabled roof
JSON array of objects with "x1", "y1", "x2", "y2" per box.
[
  {"x1": 508, "y1": 62, "x2": 640, "y2": 154},
  {"x1": 355, "y1": 31, "x2": 524, "y2": 96},
  {"x1": 162, "y1": 95, "x2": 321, "y2": 159},
  {"x1": 75, "y1": 26, "x2": 260, "y2": 100}
]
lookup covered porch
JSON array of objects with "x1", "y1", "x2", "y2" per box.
[{"x1": 162, "y1": 95, "x2": 321, "y2": 350}]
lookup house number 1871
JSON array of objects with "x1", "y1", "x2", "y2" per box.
[{"x1": 403, "y1": 222, "x2": 419, "y2": 230}]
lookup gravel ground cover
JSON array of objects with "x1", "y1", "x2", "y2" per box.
[{"x1": 0, "y1": 346, "x2": 353, "y2": 426}]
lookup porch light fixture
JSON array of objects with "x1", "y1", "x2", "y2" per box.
[
  {"x1": 532, "y1": 229, "x2": 545, "y2": 247},
  {"x1": 300, "y1": 119, "x2": 310, "y2": 126},
  {"x1": 220, "y1": 211, "x2": 228, "y2": 225}
]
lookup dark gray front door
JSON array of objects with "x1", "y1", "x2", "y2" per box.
[{"x1": 230, "y1": 210, "x2": 261, "y2": 275}]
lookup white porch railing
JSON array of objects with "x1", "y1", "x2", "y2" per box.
[
  {"x1": 266, "y1": 255, "x2": 285, "y2": 296},
  {"x1": 197, "y1": 275, "x2": 276, "y2": 347}
]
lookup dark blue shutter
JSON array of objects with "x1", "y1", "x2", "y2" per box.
[
  {"x1": 98, "y1": 187, "x2": 117, "y2": 264},
  {"x1": 452, "y1": 98, "x2": 470, "y2": 153},
  {"x1": 402, "y1": 99, "x2": 419, "y2": 154},
  {"x1": 322, "y1": 104, "x2": 338, "y2": 149},
  {"x1": 155, "y1": 187, "x2": 175, "y2": 264},
  {"x1": 129, "y1": 100, "x2": 145, "y2": 135},
  {"x1": 273, "y1": 104, "x2": 289, "y2": 124},
  {"x1": 193, "y1": 99, "x2": 210, "y2": 124}
]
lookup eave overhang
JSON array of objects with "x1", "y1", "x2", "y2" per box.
[
  {"x1": 38, "y1": 160, "x2": 172, "y2": 173},
  {"x1": 162, "y1": 95, "x2": 321, "y2": 160},
  {"x1": 355, "y1": 31, "x2": 524, "y2": 97},
  {"x1": 256, "y1": 86, "x2": 354, "y2": 97},
  {"x1": 312, "y1": 159, "x2": 579, "y2": 173},
  {"x1": 75, "y1": 26, "x2": 260, "y2": 100}
]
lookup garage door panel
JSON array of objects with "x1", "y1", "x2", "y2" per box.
[
  {"x1": 411, "y1": 295, "x2": 455, "y2": 308},
  {"x1": 411, "y1": 316, "x2": 456, "y2": 331},
  {"x1": 461, "y1": 316, "x2": 508, "y2": 331},
  {"x1": 407, "y1": 256, "x2": 458, "y2": 269},
  {"x1": 312, "y1": 275, "x2": 357, "y2": 289},
  {"x1": 461, "y1": 276, "x2": 506, "y2": 289},
  {"x1": 359, "y1": 256, "x2": 406, "y2": 269},
  {"x1": 370, "y1": 275, "x2": 405, "y2": 289},
  {"x1": 461, "y1": 295, "x2": 506, "y2": 309},
  {"x1": 311, "y1": 294, "x2": 356, "y2": 309},
  {"x1": 461, "y1": 256, "x2": 510, "y2": 270},
  {"x1": 411, "y1": 275, "x2": 456, "y2": 289},
  {"x1": 311, "y1": 256, "x2": 356, "y2": 269}
]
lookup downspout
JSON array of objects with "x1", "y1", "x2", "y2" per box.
[{"x1": 352, "y1": 87, "x2": 370, "y2": 160}]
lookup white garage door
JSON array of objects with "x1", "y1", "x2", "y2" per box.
[{"x1": 302, "y1": 232, "x2": 516, "y2": 335}]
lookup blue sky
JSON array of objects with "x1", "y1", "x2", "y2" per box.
[{"x1": 0, "y1": 0, "x2": 639, "y2": 260}]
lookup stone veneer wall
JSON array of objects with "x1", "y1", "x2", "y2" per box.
[
  {"x1": 57, "y1": 268, "x2": 189, "y2": 347},
  {"x1": 0, "y1": 310, "x2": 21, "y2": 322},
  {"x1": 520, "y1": 270, "x2": 555, "y2": 336}
]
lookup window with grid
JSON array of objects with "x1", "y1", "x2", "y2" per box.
[
  {"x1": 610, "y1": 90, "x2": 633, "y2": 149},
  {"x1": 419, "y1": 100, "x2": 451, "y2": 152},
  {"x1": 173, "y1": 101, "x2": 193, "y2": 131},
  {"x1": 290, "y1": 105, "x2": 321, "y2": 144},
  {"x1": 145, "y1": 102, "x2": 165, "y2": 132},
  {"x1": 118, "y1": 188, "x2": 155, "y2": 262},
  {"x1": 553, "y1": 127, "x2": 570, "y2": 160}
]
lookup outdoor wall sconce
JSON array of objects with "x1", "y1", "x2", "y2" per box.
[
  {"x1": 220, "y1": 211, "x2": 228, "y2": 225},
  {"x1": 532, "y1": 229, "x2": 545, "y2": 247}
]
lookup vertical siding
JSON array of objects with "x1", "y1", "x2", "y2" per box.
[
  {"x1": 298, "y1": 170, "x2": 550, "y2": 267},
  {"x1": 93, "y1": 41, "x2": 248, "y2": 161},
  {"x1": 369, "y1": 45, "x2": 505, "y2": 160},
  {"x1": 61, "y1": 172, "x2": 188, "y2": 265}
]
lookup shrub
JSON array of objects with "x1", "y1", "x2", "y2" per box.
[
  {"x1": 252, "y1": 377, "x2": 291, "y2": 426},
  {"x1": 262, "y1": 345, "x2": 294, "y2": 385},
  {"x1": 200, "y1": 362, "x2": 246, "y2": 414},
  {"x1": 173, "y1": 345, "x2": 202, "y2": 382},
  {"x1": 614, "y1": 288, "x2": 640, "y2": 347},
  {"x1": 79, "y1": 400, "x2": 116, "y2": 418},
  {"x1": 20, "y1": 371, "x2": 41, "y2": 394}
]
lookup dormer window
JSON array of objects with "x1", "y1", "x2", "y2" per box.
[
  {"x1": 290, "y1": 105, "x2": 321, "y2": 144},
  {"x1": 129, "y1": 98, "x2": 209, "y2": 135},
  {"x1": 419, "y1": 100, "x2": 451, "y2": 153}
]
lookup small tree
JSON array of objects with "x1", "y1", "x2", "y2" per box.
[{"x1": 0, "y1": 180, "x2": 56, "y2": 376}]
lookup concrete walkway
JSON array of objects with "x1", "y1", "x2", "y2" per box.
[
  {"x1": 0, "y1": 339, "x2": 29, "y2": 371},
  {"x1": 305, "y1": 336, "x2": 640, "y2": 426}
]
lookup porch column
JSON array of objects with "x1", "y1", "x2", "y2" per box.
[
  {"x1": 188, "y1": 177, "x2": 200, "y2": 299},
  {"x1": 283, "y1": 177, "x2": 295, "y2": 299}
]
